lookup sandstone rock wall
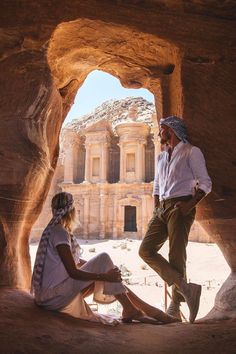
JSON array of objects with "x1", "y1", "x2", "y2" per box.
[{"x1": 0, "y1": 0, "x2": 236, "y2": 319}]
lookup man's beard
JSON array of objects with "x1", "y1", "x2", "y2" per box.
[{"x1": 160, "y1": 132, "x2": 171, "y2": 145}]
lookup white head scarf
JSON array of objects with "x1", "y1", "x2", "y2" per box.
[{"x1": 160, "y1": 116, "x2": 188, "y2": 143}]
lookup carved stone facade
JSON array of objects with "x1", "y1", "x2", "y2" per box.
[{"x1": 32, "y1": 98, "x2": 157, "y2": 240}]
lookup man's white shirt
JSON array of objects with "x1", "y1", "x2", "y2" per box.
[{"x1": 153, "y1": 141, "x2": 212, "y2": 201}]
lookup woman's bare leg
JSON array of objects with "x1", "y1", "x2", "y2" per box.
[
  {"x1": 81, "y1": 283, "x2": 94, "y2": 298},
  {"x1": 81, "y1": 283, "x2": 178, "y2": 323},
  {"x1": 115, "y1": 293, "x2": 141, "y2": 318},
  {"x1": 124, "y1": 285, "x2": 179, "y2": 323},
  {"x1": 115, "y1": 292, "x2": 162, "y2": 324}
]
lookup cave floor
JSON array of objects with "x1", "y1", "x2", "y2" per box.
[{"x1": 0, "y1": 288, "x2": 236, "y2": 354}]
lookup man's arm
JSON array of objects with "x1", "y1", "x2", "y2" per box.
[
  {"x1": 175, "y1": 147, "x2": 212, "y2": 216},
  {"x1": 189, "y1": 147, "x2": 212, "y2": 195}
]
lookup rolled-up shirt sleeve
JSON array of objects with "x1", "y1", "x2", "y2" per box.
[
  {"x1": 189, "y1": 147, "x2": 212, "y2": 194},
  {"x1": 153, "y1": 156, "x2": 160, "y2": 196}
]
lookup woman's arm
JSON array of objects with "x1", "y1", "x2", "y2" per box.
[
  {"x1": 76, "y1": 258, "x2": 87, "y2": 268},
  {"x1": 56, "y1": 244, "x2": 121, "y2": 282}
]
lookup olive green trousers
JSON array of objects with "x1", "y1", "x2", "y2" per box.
[{"x1": 139, "y1": 196, "x2": 196, "y2": 303}]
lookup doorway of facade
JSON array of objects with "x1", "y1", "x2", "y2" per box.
[{"x1": 124, "y1": 205, "x2": 137, "y2": 232}]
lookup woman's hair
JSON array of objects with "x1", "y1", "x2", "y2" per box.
[{"x1": 51, "y1": 192, "x2": 76, "y2": 232}]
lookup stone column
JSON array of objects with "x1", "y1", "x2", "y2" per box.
[
  {"x1": 119, "y1": 142, "x2": 125, "y2": 183},
  {"x1": 99, "y1": 189, "x2": 107, "y2": 239},
  {"x1": 83, "y1": 195, "x2": 90, "y2": 239},
  {"x1": 118, "y1": 204, "x2": 124, "y2": 237},
  {"x1": 136, "y1": 140, "x2": 145, "y2": 182},
  {"x1": 136, "y1": 204, "x2": 142, "y2": 238},
  {"x1": 100, "y1": 142, "x2": 108, "y2": 183},
  {"x1": 84, "y1": 143, "x2": 91, "y2": 183},
  {"x1": 63, "y1": 131, "x2": 79, "y2": 183},
  {"x1": 141, "y1": 196, "x2": 147, "y2": 237},
  {"x1": 63, "y1": 142, "x2": 74, "y2": 183},
  {"x1": 112, "y1": 195, "x2": 118, "y2": 239}
]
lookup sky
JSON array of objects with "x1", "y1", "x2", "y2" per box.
[{"x1": 64, "y1": 70, "x2": 154, "y2": 124}]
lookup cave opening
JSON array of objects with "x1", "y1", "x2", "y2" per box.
[{"x1": 30, "y1": 68, "x2": 156, "y2": 242}]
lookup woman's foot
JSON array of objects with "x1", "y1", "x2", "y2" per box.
[{"x1": 121, "y1": 310, "x2": 160, "y2": 324}]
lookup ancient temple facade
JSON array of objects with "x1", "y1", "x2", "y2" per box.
[
  {"x1": 31, "y1": 98, "x2": 159, "y2": 240},
  {"x1": 63, "y1": 123, "x2": 156, "y2": 239}
]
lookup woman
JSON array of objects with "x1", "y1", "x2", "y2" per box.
[{"x1": 32, "y1": 192, "x2": 178, "y2": 325}]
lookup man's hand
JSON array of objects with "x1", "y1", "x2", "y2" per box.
[
  {"x1": 154, "y1": 195, "x2": 160, "y2": 209},
  {"x1": 174, "y1": 189, "x2": 206, "y2": 216},
  {"x1": 102, "y1": 267, "x2": 122, "y2": 282}
]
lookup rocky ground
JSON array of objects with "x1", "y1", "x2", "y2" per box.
[{"x1": 1, "y1": 288, "x2": 236, "y2": 354}]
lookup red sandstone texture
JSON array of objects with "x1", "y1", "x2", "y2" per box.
[
  {"x1": 0, "y1": 0, "x2": 236, "y2": 328},
  {"x1": 0, "y1": 288, "x2": 236, "y2": 354}
]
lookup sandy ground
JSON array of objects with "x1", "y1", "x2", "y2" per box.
[{"x1": 30, "y1": 239, "x2": 230, "y2": 321}]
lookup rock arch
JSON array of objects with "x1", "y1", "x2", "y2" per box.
[
  {"x1": 47, "y1": 18, "x2": 182, "y2": 119},
  {"x1": 0, "y1": 1, "x2": 236, "y2": 320}
]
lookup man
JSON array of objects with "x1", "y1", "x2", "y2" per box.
[{"x1": 139, "y1": 116, "x2": 212, "y2": 323}]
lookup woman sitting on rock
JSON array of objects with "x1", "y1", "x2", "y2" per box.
[{"x1": 32, "y1": 192, "x2": 178, "y2": 326}]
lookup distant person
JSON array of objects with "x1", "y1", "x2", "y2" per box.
[
  {"x1": 32, "y1": 192, "x2": 178, "y2": 326},
  {"x1": 139, "y1": 116, "x2": 212, "y2": 322}
]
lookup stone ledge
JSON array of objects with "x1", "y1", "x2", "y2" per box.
[{"x1": 1, "y1": 288, "x2": 236, "y2": 354}]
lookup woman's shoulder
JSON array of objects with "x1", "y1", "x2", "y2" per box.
[
  {"x1": 49, "y1": 224, "x2": 71, "y2": 248},
  {"x1": 50, "y1": 224, "x2": 70, "y2": 240}
]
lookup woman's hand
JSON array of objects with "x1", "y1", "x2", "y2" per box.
[
  {"x1": 76, "y1": 259, "x2": 87, "y2": 269},
  {"x1": 102, "y1": 267, "x2": 122, "y2": 283}
]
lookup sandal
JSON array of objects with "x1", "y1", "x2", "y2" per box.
[{"x1": 121, "y1": 314, "x2": 160, "y2": 325}]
